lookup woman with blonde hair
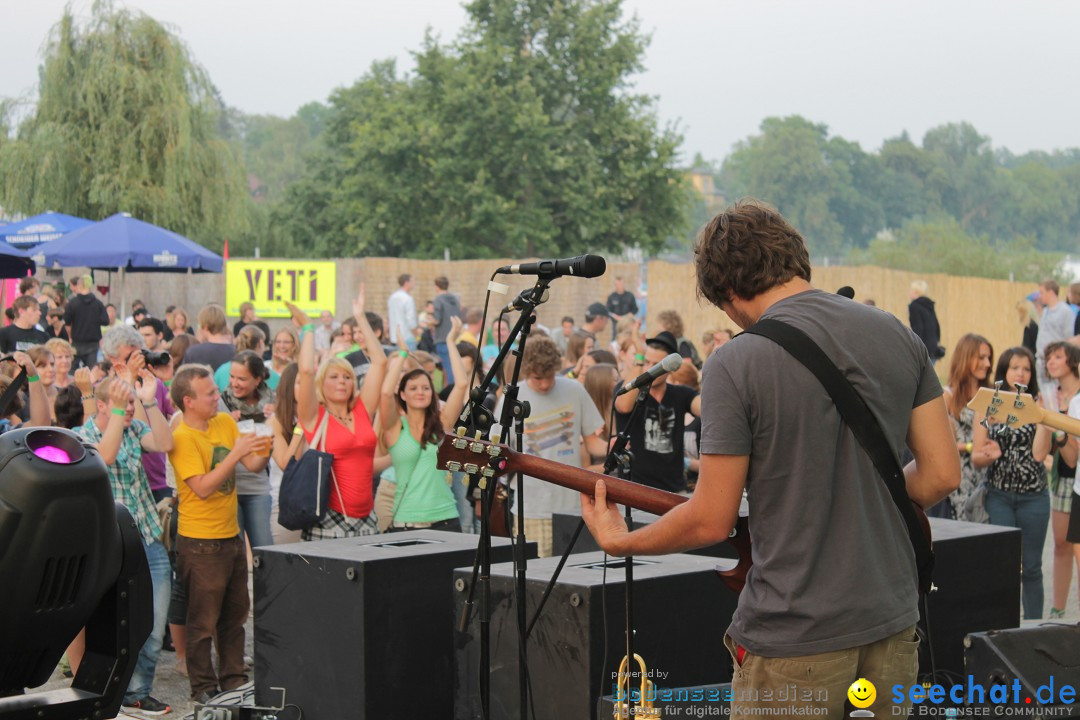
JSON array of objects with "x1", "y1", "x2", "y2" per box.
[
  {"x1": 270, "y1": 327, "x2": 299, "y2": 376},
  {"x1": 288, "y1": 287, "x2": 386, "y2": 539},
  {"x1": 27, "y1": 345, "x2": 58, "y2": 421},
  {"x1": 45, "y1": 337, "x2": 76, "y2": 390},
  {"x1": 940, "y1": 333, "x2": 998, "y2": 520},
  {"x1": 169, "y1": 307, "x2": 192, "y2": 338},
  {"x1": 1016, "y1": 299, "x2": 1039, "y2": 354}
]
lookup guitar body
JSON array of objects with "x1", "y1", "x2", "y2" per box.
[{"x1": 438, "y1": 432, "x2": 753, "y2": 593}]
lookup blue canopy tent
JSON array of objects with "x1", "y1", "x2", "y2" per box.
[
  {"x1": 32, "y1": 212, "x2": 223, "y2": 316},
  {"x1": 0, "y1": 212, "x2": 94, "y2": 248}
]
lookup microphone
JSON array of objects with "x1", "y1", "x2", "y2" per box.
[
  {"x1": 501, "y1": 287, "x2": 550, "y2": 314},
  {"x1": 616, "y1": 353, "x2": 683, "y2": 396},
  {"x1": 495, "y1": 254, "x2": 606, "y2": 279}
]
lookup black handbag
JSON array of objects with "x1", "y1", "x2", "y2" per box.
[{"x1": 277, "y1": 412, "x2": 335, "y2": 531}]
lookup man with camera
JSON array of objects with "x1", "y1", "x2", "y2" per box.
[
  {"x1": 74, "y1": 361, "x2": 174, "y2": 714},
  {"x1": 102, "y1": 327, "x2": 176, "y2": 504}
]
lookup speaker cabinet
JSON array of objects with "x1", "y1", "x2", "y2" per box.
[
  {"x1": 921, "y1": 518, "x2": 1021, "y2": 678},
  {"x1": 253, "y1": 531, "x2": 531, "y2": 720},
  {"x1": 453, "y1": 551, "x2": 738, "y2": 720},
  {"x1": 965, "y1": 625, "x2": 1080, "y2": 714}
]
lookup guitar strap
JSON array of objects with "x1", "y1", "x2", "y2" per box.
[{"x1": 742, "y1": 318, "x2": 934, "y2": 595}]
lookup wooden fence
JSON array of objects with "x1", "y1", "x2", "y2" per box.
[{"x1": 44, "y1": 258, "x2": 1034, "y2": 373}]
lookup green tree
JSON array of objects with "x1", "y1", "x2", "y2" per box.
[
  {"x1": 852, "y1": 218, "x2": 1064, "y2": 282},
  {"x1": 0, "y1": 3, "x2": 251, "y2": 252},
  {"x1": 721, "y1": 116, "x2": 849, "y2": 258},
  {"x1": 277, "y1": 0, "x2": 687, "y2": 259}
]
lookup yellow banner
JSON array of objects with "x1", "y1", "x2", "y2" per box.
[{"x1": 225, "y1": 260, "x2": 336, "y2": 318}]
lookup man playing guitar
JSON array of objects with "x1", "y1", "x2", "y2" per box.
[{"x1": 581, "y1": 201, "x2": 961, "y2": 716}]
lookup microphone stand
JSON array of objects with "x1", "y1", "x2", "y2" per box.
[
  {"x1": 525, "y1": 384, "x2": 652, "y2": 707},
  {"x1": 455, "y1": 276, "x2": 550, "y2": 720}
]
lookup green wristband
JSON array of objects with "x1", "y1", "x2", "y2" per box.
[
  {"x1": 26, "y1": 374, "x2": 39, "y2": 383},
  {"x1": 111, "y1": 407, "x2": 126, "y2": 417},
  {"x1": 634, "y1": 354, "x2": 645, "y2": 363},
  {"x1": 399, "y1": 350, "x2": 409, "y2": 358},
  {"x1": 302, "y1": 323, "x2": 315, "y2": 333}
]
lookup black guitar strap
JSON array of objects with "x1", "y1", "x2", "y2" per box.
[{"x1": 742, "y1": 318, "x2": 934, "y2": 595}]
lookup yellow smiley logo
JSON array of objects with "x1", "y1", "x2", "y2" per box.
[{"x1": 848, "y1": 678, "x2": 877, "y2": 709}]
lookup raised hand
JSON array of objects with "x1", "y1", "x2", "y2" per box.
[
  {"x1": 448, "y1": 315, "x2": 463, "y2": 343},
  {"x1": 284, "y1": 301, "x2": 311, "y2": 328},
  {"x1": 74, "y1": 367, "x2": 93, "y2": 395},
  {"x1": 352, "y1": 283, "x2": 366, "y2": 320},
  {"x1": 12, "y1": 351, "x2": 36, "y2": 377},
  {"x1": 109, "y1": 378, "x2": 134, "y2": 415},
  {"x1": 135, "y1": 368, "x2": 158, "y2": 405}
]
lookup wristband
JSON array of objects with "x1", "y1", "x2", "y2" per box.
[
  {"x1": 142, "y1": 401, "x2": 157, "y2": 409},
  {"x1": 965, "y1": 442, "x2": 973, "y2": 454},
  {"x1": 293, "y1": 426, "x2": 303, "y2": 436},
  {"x1": 634, "y1": 354, "x2": 645, "y2": 364},
  {"x1": 26, "y1": 374, "x2": 39, "y2": 383},
  {"x1": 111, "y1": 407, "x2": 127, "y2": 417},
  {"x1": 82, "y1": 393, "x2": 94, "y2": 401},
  {"x1": 302, "y1": 323, "x2": 315, "y2": 333},
  {"x1": 399, "y1": 350, "x2": 409, "y2": 358}
]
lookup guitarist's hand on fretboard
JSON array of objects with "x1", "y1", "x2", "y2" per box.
[{"x1": 580, "y1": 479, "x2": 630, "y2": 557}]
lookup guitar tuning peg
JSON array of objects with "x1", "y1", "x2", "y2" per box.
[
  {"x1": 473, "y1": 431, "x2": 482, "y2": 441},
  {"x1": 993, "y1": 381, "x2": 1003, "y2": 394},
  {"x1": 456, "y1": 426, "x2": 467, "y2": 437},
  {"x1": 490, "y1": 433, "x2": 502, "y2": 445}
]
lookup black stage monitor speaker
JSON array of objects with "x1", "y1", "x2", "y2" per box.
[
  {"x1": 964, "y1": 624, "x2": 1080, "y2": 715},
  {"x1": 453, "y1": 551, "x2": 739, "y2": 720},
  {"x1": 921, "y1": 518, "x2": 1021, "y2": 680},
  {"x1": 253, "y1": 530, "x2": 531, "y2": 720}
]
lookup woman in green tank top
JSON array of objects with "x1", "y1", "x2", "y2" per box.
[{"x1": 380, "y1": 317, "x2": 469, "y2": 531}]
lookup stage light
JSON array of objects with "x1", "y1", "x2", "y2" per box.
[{"x1": 0, "y1": 427, "x2": 151, "y2": 720}]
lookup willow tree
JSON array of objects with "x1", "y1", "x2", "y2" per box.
[{"x1": 0, "y1": 3, "x2": 250, "y2": 250}]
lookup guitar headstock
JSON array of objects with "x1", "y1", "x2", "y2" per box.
[
  {"x1": 436, "y1": 430, "x2": 509, "y2": 479},
  {"x1": 967, "y1": 384, "x2": 1041, "y2": 430}
]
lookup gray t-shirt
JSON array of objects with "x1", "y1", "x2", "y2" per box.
[
  {"x1": 701, "y1": 289, "x2": 941, "y2": 657},
  {"x1": 432, "y1": 292, "x2": 462, "y2": 344},
  {"x1": 497, "y1": 376, "x2": 604, "y2": 518}
]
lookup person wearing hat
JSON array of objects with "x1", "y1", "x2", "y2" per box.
[
  {"x1": 611, "y1": 329, "x2": 700, "y2": 493},
  {"x1": 582, "y1": 302, "x2": 610, "y2": 339}
]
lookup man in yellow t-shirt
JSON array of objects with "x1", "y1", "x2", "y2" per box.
[{"x1": 169, "y1": 364, "x2": 267, "y2": 703}]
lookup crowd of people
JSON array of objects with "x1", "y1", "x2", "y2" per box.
[
  {"x1": 923, "y1": 277, "x2": 1080, "y2": 624},
  {"x1": 7, "y1": 254, "x2": 1080, "y2": 714},
  {"x1": 1, "y1": 269, "x2": 731, "y2": 713}
]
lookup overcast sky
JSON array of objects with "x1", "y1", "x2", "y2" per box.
[{"x1": 3, "y1": 0, "x2": 1080, "y2": 164}]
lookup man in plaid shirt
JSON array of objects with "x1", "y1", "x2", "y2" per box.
[{"x1": 76, "y1": 372, "x2": 175, "y2": 715}]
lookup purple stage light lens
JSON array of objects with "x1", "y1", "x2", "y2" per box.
[{"x1": 32, "y1": 445, "x2": 73, "y2": 464}]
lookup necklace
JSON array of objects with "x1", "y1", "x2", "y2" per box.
[{"x1": 329, "y1": 407, "x2": 352, "y2": 425}]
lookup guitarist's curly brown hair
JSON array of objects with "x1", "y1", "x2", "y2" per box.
[{"x1": 693, "y1": 199, "x2": 811, "y2": 309}]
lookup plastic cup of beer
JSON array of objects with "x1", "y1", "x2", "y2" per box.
[
  {"x1": 255, "y1": 423, "x2": 273, "y2": 457},
  {"x1": 237, "y1": 419, "x2": 255, "y2": 452}
]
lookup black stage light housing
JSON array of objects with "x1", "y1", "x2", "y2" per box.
[{"x1": 0, "y1": 427, "x2": 152, "y2": 720}]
